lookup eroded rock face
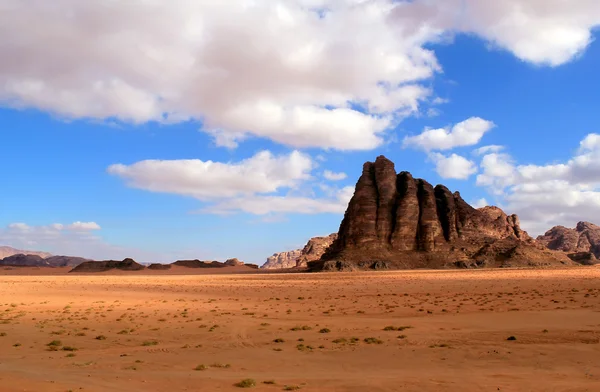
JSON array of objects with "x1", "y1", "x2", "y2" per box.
[
  {"x1": 537, "y1": 222, "x2": 600, "y2": 259},
  {"x1": 318, "y1": 155, "x2": 570, "y2": 270},
  {"x1": 262, "y1": 234, "x2": 337, "y2": 269},
  {"x1": 262, "y1": 250, "x2": 302, "y2": 269},
  {"x1": 296, "y1": 234, "x2": 337, "y2": 268}
]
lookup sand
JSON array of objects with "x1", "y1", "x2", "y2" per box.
[{"x1": 1, "y1": 267, "x2": 600, "y2": 391}]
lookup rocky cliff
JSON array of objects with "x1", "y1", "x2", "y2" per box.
[
  {"x1": 262, "y1": 234, "x2": 337, "y2": 269},
  {"x1": 316, "y1": 156, "x2": 571, "y2": 270},
  {"x1": 262, "y1": 250, "x2": 302, "y2": 269},
  {"x1": 537, "y1": 222, "x2": 600, "y2": 264},
  {"x1": 296, "y1": 234, "x2": 338, "y2": 268}
]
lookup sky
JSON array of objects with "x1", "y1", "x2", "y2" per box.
[{"x1": 1, "y1": 0, "x2": 600, "y2": 264}]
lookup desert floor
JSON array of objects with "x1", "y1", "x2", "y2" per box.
[{"x1": 1, "y1": 268, "x2": 600, "y2": 392}]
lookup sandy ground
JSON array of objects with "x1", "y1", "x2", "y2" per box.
[{"x1": 1, "y1": 268, "x2": 600, "y2": 392}]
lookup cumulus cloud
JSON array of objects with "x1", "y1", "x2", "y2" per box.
[
  {"x1": 391, "y1": 0, "x2": 600, "y2": 66},
  {"x1": 475, "y1": 133, "x2": 600, "y2": 234},
  {"x1": 108, "y1": 150, "x2": 314, "y2": 199},
  {"x1": 404, "y1": 117, "x2": 495, "y2": 151},
  {"x1": 323, "y1": 170, "x2": 347, "y2": 181},
  {"x1": 204, "y1": 186, "x2": 354, "y2": 215},
  {"x1": 429, "y1": 153, "x2": 478, "y2": 180},
  {"x1": 1, "y1": 1, "x2": 598, "y2": 150},
  {"x1": 110, "y1": 150, "x2": 352, "y2": 215}
]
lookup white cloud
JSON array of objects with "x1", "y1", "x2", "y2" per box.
[
  {"x1": 67, "y1": 221, "x2": 101, "y2": 231},
  {"x1": 403, "y1": 117, "x2": 495, "y2": 151},
  {"x1": 110, "y1": 150, "x2": 353, "y2": 216},
  {"x1": 471, "y1": 198, "x2": 489, "y2": 208},
  {"x1": 108, "y1": 150, "x2": 314, "y2": 199},
  {"x1": 390, "y1": 0, "x2": 600, "y2": 66},
  {"x1": 429, "y1": 152, "x2": 478, "y2": 180},
  {"x1": 473, "y1": 145, "x2": 504, "y2": 156},
  {"x1": 2, "y1": 1, "x2": 598, "y2": 149},
  {"x1": 323, "y1": 170, "x2": 347, "y2": 181},
  {"x1": 475, "y1": 133, "x2": 600, "y2": 234},
  {"x1": 204, "y1": 186, "x2": 354, "y2": 215}
]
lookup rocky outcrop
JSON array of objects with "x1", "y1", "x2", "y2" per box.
[
  {"x1": 70, "y1": 258, "x2": 145, "y2": 272},
  {"x1": 147, "y1": 263, "x2": 172, "y2": 270},
  {"x1": 0, "y1": 246, "x2": 52, "y2": 260},
  {"x1": 316, "y1": 155, "x2": 571, "y2": 270},
  {"x1": 0, "y1": 254, "x2": 48, "y2": 266},
  {"x1": 262, "y1": 234, "x2": 337, "y2": 269},
  {"x1": 296, "y1": 234, "x2": 338, "y2": 268},
  {"x1": 224, "y1": 258, "x2": 244, "y2": 266},
  {"x1": 171, "y1": 259, "x2": 227, "y2": 268},
  {"x1": 537, "y1": 222, "x2": 600, "y2": 260},
  {"x1": 262, "y1": 250, "x2": 302, "y2": 269},
  {"x1": 566, "y1": 252, "x2": 597, "y2": 266}
]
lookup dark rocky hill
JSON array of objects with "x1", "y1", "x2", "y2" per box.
[{"x1": 314, "y1": 156, "x2": 572, "y2": 271}]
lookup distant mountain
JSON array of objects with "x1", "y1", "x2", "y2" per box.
[
  {"x1": 262, "y1": 234, "x2": 337, "y2": 269},
  {"x1": 537, "y1": 221, "x2": 600, "y2": 264},
  {"x1": 70, "y1": 258, "x2": 145, "y2": 272},
  {"x1": 0, "y1": 246, "x2": 52, "y2": 259}
]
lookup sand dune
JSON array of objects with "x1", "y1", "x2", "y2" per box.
[{"x1": 1, "y1": 268, "x2": 599, "y2": 391}]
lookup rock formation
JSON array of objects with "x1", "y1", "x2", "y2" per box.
[
  {"x1": 147, "y1": 263, "x2": 172, "y2": 270},
  {"x1": 224, "y1": 258, "x2": 244, "y2": 266},
  {"x1": 70, "y1": 258, "x2": 145, "y2": 272},
  {"x1": 0, "y1": 246, "x2": 52, "y2": 259},
  {"x1": 295, "y1": 234, "x2": 338, "y2": 268},
  {"x1": 262, "y1": 234, "x2": 337, "y2": 269},
  {"x1": 171, "y1": 259, "x2": 227, "y2": 268},
  {"x1": 537, "y1": 222, "x2": 600, "y2": 264},
  {"x1": 0, "y1": 254, "x2": 48, "y2": 266},
  {"x1": 262, "y1": 250, "x2": 302, "y2": 269},
  {"x1": 316, "y1": 155, "x2": 571, "y2": 270}
]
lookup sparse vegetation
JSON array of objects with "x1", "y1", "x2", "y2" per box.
[
  {"x1": 363, "y1": 337, "x2": 383, "y2": 344},
  {"x1": 234, "y1": 378, "x2": 256, "y2": 388}
]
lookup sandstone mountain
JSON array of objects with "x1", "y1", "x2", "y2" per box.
[
  {"x1": 0, "y1": 246, "x2": 52, "y2": 259},
  {"x1": 70, "y1": 258, "x2": 145, "y2": 273},
  {"x1": 315, "y1": 156, "x2": 571, "y2": 271},
  {"x1": 295, "y1": 233, "x2": 337, "y2": 268},
  {"x1": 262, "y1": 234, "x2": 337, "y2": 269},
  {"x1": 537, "y1": 222, "x2": 600, "y2": 264},
  {"x1": 262, "y1": 250, "x2": 302, "y2": 269}
]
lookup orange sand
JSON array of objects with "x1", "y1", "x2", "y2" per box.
[{"x1": 1, "y1": 267, "x2": 599, "y2": 391}]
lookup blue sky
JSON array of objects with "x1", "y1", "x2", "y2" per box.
[{"x1": 2, "y1": 1, "x2": 600, "y2": 263}]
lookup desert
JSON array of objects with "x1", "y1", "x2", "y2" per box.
[{"x1": 1, "y1": 268, "x2": 600, "y2": 391}]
